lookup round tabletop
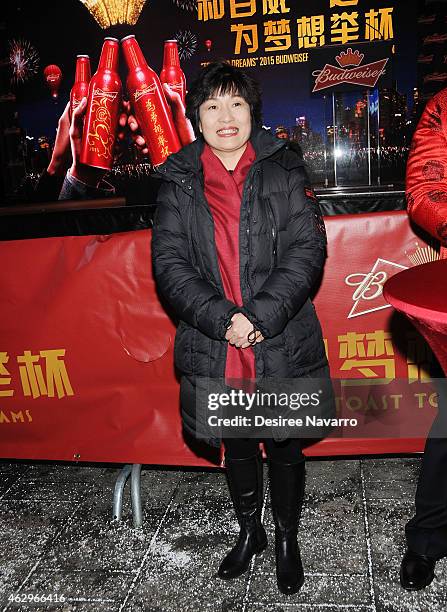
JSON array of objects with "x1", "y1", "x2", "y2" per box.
[{"x1": 383, "y1": 259, "x2": 447, "y2": 324}]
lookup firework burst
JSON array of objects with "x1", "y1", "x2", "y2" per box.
[
  {"x1": 8, "y1": 39, "x2": 40, "y2": 85},
  {"x1": 172, "y1": 0, "x2": 197, "y2": 12},
  {"x1": 175, "y1": 29, "x2": 198, "y2": 61}
]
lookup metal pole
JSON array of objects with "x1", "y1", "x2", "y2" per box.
[
  {"x1": 131, "y1": 463, "x2": 143, "y2": 528},
  {"x1": 112, "y1": 463, "x2": 143, "y2": 527},
  {"x1": 112, "y1": 464, "x2": 132, "y2": 521}
]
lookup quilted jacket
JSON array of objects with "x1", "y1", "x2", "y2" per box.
[
  {"x1": 406, "y1": 88, "x2": 447, "y2": 259},
  {"x1": 151, "y1": 126, "x2": 329, "y2": 447}
]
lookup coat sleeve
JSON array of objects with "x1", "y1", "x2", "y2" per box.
[
  {"x1": 406, "y1": 93, "x2": 447, "y2": 249},
  {"x1": 151, "y1": 181, "x2": 240, "y2": 340},
  {"x1": 241, "y1": 165, "x2": 327, "y2": 339}
]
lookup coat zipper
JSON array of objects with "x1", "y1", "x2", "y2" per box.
[
  {"x1": 244, "y1": 168, "x2": 259, "y2": 301},
  {"x1": 187, "y1": 200, "x2": 198, "y2": 270},
  {"x1": 265, "y1": 197, "x2": 278, "y2": 270}
]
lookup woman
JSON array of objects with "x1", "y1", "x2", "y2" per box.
[{"x1": 151, "y1": 62, "x2": 330, "y2": 594}]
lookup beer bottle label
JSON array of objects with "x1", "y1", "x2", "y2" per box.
[{"x1": 87, "y1": 88, "x2": 120, "y2": 160}]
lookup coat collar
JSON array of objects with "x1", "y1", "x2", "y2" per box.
[{"x1": 154, "y1": 126, "x2": 291, "y2": 188}]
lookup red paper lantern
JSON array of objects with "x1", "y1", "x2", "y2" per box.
[
  {"x1": 205, "y1": 39, "x2": 212, "y2": 53},
  {"x1": 44, "y1": 64, "x2": 62, "y2": 99}
]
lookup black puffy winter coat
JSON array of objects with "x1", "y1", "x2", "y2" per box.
[{"x1": 152, "y1": 126, "x2": 329, "y2": 447}]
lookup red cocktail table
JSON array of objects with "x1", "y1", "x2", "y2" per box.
[{"x1": 383, "y1": 259, "x2": 447, "y2": 374}]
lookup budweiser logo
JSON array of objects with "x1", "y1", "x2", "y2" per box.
[
  {"x1": 345, "y1": 258, "x2": 407, "y2": 319},
  {"x1": 134, "y1": 84, "x2": 157, "y2": 102},
  {"x1": 93, "y1": 88, "x2": 118, "y2": 101},
  {"x1": 312, "y1": 48, "x2": 388, "y2": 92}
]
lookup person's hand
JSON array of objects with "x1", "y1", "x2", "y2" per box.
[
  {"x1": 47, "y1": 101, "x2": 71, "y2": 177},
  {"x1": 123, "y1": 83, "x2": 196, "y2": 158},
  {"x1": 68, "y1": 96, "x2": 107, "y2": 187},
  {"x1": 114, "y1": 99, "x2": 134, "y2": 160},
  {"x1": 225, "y1": 313, "x2": 264, "y2": 348},
  {"x1": 122, "y1": 99, "x2": 150, "y2": 156},
  {"x1": 162, "y1": 82, "x2": 195, "y2": 146}
]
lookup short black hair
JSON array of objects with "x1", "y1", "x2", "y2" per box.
[{"x1": 185, "y1": 61, "x2": 263, "y2": 135}]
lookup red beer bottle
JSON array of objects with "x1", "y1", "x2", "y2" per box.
[
  {"x1": 121, "y1": 35, "x2": 181, "y2": 167},
  {"x1": 80, "y1": 37, "x2": 122, "y2": 171},
  {"x1": 160, "y1": 40, "x2": 186, "y2": 106},
  {"x1": 70, "y1": 55, "x2": 91, "y2": 120}
]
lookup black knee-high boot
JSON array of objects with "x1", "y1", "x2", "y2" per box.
[
  {"x1": 218, "y1": 450, "x2": 268, "y2": 579},
  {"x1": 268, "y1": 457, "x2": 305, "y2": 594}
]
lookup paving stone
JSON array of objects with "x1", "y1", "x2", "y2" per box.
[
  {"x1": 373, "y1": 563, "x2": 447, "y2": 612},
  {"x1": 23, "y1": 464, "x2": 117, "y2": 482},
  {"x1": 127, "y1": 550, "x2": 247, "y2": 612},
  {"x1": 6, "y1": 605, "x2": 118, "y2": 612},
  {"x1": 304, "y1": 458, "x2": 362, "y2": 503},
  {"x1": 367, "y1": 499, "x2": 415, "y2": 568},
  {"x1": 248, "y1": 572, "x2": 371, "y2": 607},
  {"x1": 126, "y1": 597, "x2": 245, "y2": 612},
  {"x1": 252, "y1": 460, "x2": 365, "y2": 576},
  {"x1": 0, "y1": 475, "x2": 18, "y2": 498},
  {"x1": 245, "y1": 605, "x2": 373, "y2": 612},
  {"x1": 42, "y1": 516, "x2": 154, "y2": 573},
  {"x1": 0, "y1": 461, "x2": 30, "y2": 476},
  {"x1": 258, "y1": 498, "x2": 366, "y2": 575},
  {"x1": 124, "y1": 473, "x2": 249, "y2": 612},
  {"x1": 361, "y1": 458, "x2": 420, "y2": 482},
  {"x1": 0, "y1": 501, "x2": 77, "y2": 597},
  {"x1": 6, "y1": 568, "x2": 133, "y2": 612},
  {"x1": 3, "y1": 479, "x2": 99, "y2": 503},
  {"x1": 367, "y1": 499, "x2": 447, "y2": 611},
  {"x1": 361, "y1": 458, "x2": 420, "y2": 501},
  {"x1": 0, "y1": 464, "x2": 30, "y2": 500},
  {"x1": 170, "y1": 470, "x2": 245, "y2": 537}
]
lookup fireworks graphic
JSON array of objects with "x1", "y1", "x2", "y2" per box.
[
  {"x1": 172, "y1": 0, "x2": 197, "y2": 12},
  {"x1": 175, "y1": 29, "x2": 198, "y2": 60},
  {"x1": 8, "y1": 39, "x2": 40, "y2": 85}
]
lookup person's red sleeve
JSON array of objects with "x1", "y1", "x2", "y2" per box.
[{"x1": 406, "y1": 91, "x2": 447, "y2": 257}]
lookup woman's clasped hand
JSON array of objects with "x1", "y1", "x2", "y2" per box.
[{"x1": 225, "y1": 313, "x2": 264, "y2": 348}]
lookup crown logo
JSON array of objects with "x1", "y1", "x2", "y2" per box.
[
  {"x1": 405, "y1": 242, "x2": 440, "y2": 266},
  {"x1": 335, "y1": 48, "x2": 364, "y2": 67}
]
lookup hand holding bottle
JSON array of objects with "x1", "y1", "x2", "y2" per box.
[
  {"x1": 69, "y1": 97, "x2": 107, "y2": 186},
  {"x1": 122, "y1": 83, "x2": 195, "y2": 157}
]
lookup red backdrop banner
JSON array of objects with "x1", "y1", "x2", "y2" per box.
[{"x1": 0, "y1": 211, "x2": 439, "y2": 466}]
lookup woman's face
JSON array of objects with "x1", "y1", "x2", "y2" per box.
[{"x1": 198, "y1": 90, "x2": 252, "y2": 165}]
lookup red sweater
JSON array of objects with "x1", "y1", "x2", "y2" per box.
[{"x1": 201, "y1": 142, "x2": 257, "y2": 386}]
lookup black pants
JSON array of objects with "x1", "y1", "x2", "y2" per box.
[
  {"x1": 406, "y1": 397, "x2": 447, "y2": 559},
  {"x1": 223, "y1": 437, "x2": 304, "y2": 463}
]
